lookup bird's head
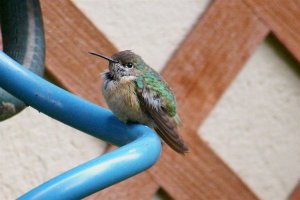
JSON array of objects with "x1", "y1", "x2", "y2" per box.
[{"x1": 89, "y1": 50, "x2": 145, "y2": 80}]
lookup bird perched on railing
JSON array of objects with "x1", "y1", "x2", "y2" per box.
[{"x1": 90, "y1": 50, "x2": 188, "y2": 154}]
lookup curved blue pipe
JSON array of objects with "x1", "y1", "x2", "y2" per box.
[{"x1": 0, "y1": 51, "x2": 161, "y2": 199}]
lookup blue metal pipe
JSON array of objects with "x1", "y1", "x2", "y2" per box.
[{"x1": 0, "y1": 51, "x2": 161, "y2": 199}]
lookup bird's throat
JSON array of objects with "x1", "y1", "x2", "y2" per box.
[{"x1": 104, "y1": 71, "x2": 116, "y2": 81}]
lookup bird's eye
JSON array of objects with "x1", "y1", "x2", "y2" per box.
[{"x1": 125, "y1": 63, "x2": 133, "y2": 68}]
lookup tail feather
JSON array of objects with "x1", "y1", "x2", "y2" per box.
[{"x1": 155, "y1": 127, "x2": 188, "y2": 154}]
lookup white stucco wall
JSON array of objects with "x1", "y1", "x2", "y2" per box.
[
  {"x1": 0, "y1": 1, "x2": 299, "y2": 199},
  {"x1": 199, "y1": 37, "x2": 300, "y2": 200}
]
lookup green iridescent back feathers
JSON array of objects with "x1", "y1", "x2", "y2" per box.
[{"x1": 134, "y1": 59, "x2": 177, "y2": 117}]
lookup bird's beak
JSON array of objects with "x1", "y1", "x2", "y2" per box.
[{"x1": 89, "y1": 52, "x2": 118, "y2": 63}]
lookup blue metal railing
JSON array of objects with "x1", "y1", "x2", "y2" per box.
[{"x1": 0, "y1": 51, "x2": 161, "y2": 199}]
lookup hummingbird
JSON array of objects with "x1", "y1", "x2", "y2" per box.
[{"x1": 89, "y1": 50, "x2": 188, "y2": 154}]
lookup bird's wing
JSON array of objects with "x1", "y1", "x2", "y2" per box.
[{"x1": 136, "y1": 85, "x2": 188, "y2": 154}]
